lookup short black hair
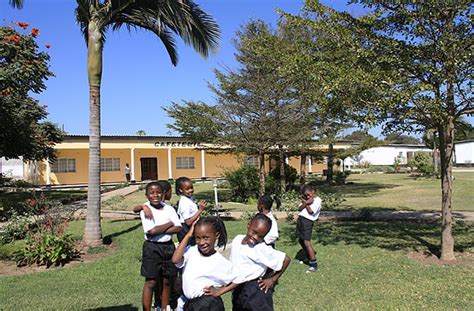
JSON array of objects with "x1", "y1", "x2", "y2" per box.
[
  {"x1": 301, "y1": 183, "x2": 315, "y2": 194},
  {"x1": 196, "y1": 216, "x2": 228, "y2": 249},
  {"x1": 258, "y1": 195, "x2": 273, "y2": 211},
  {"x1": 250, "y1": 213, "x2": 272, "y2": 232},
  {"x1": 145, "y1": 181, "x2": 162, "y2": 193},
  {"x1": 175, "y1": 176, "x2": 192, "y2": 195},
  {"x1": 157, "y1": 180, "x2": 172, "y2": 193}
]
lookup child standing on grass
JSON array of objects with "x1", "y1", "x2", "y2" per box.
[
  {"x1": 175, "y1": 177, "x2": 208, "y2": 243},
  {"x1": 206, "y1": 213, "x2": 291, "y2": 311},
  {"x1": 140, "y1": 182, "x2": 182, "y2": 311},
  {"x1": 134, "y1": 180, "x2": 178, "y2": 310},
  {"x1": 172, "y1": 216, "x2": 236, "y2": 311},
  {"x1": 257, "y1": 195, "x2": 278, "y2": 248},
  {"x1": 297, "y1": 184, "x2": 322, "y2": 273}
]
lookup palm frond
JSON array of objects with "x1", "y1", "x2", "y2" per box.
[{"x1": 9, "y1": 0, "x2": 23, "y2": 9}]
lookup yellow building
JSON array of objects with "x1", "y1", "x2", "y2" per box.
[{"x1": 30, "y1": 135, "x2": 352, "y2": 185}]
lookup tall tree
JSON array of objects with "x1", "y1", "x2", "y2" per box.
[
  {"x1": 384, "y1": 132, "x2": 420, "y2": 144},
  {"x1": 350, "y1": 0, "x2": 473, "y2": 260},
  {"x1": 75, "y1": 0, "x2": 220, "y2": 246},
  {"x1": 1, "y1": 24, "x2": 63, "y2": 162}
]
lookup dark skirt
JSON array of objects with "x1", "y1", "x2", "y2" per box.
[{"x1": 232, "y1": 279, "x2": 274, "y2": 311}]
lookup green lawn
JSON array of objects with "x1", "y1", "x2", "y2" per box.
[
  {"x1": 103, "y1": 173, "x2": 474, "y2": 212},
  {"x1": 0, "y1": 219, "x2": 473, "y2": 310}
]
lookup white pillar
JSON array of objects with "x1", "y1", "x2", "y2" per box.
[
  {"x1": 308, "y1": 156, "x2": 313, "y2": 173},
  {"x1": 168, "y1": 147, "x2": 173, "y2": 179},
  {"x1": 45, "y1": 159, "x2": 51, "y2": 185},
  {"x1": 285, "y1": 156, "x2": 289, "y2": 164},
  {"x1": 130, "y1": 146, "x2": 135, "y2": 181},
  {"x1": 201, "y1": 149, "x2": 206, "y2": 178}
]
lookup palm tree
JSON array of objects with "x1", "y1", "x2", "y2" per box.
[
  {"x1": 75, "y1": 0, "x2": 220, "y2": 246},
  {"x1": 9, "y1": 0, "x2": 23, "y2": 9}
]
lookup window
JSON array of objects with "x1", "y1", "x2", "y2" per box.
[
  {"x1": 176, "y1": 156, "x2": 195, "y2": 169},
  {"x1": 100, "y1": 158, "x2": 120, "y2": 172},
  {"x1": 245, "y1": 156, "x2": 259, "y2": 167},
  {"x1": 51, "y1": 158, "x2": 76, "y2": 173}
]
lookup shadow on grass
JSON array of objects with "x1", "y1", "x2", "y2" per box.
[
  {"x1": 103, "y1": 223, "x2": 141, "y2": 245},
  {"x1": 281, "y1": 221, "x2": 474, "y2": 256},
  {"x1": 316, "y1": 182, "x2": 399, "y2": 198},
  {"x1": 89, "y1": 305, "x2": 138, "y2": 311},
  {"x1": 194, "y1": 189, "x2": 233, "y2": 202}
]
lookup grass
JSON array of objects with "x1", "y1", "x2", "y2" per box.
[
  {"x1": 0, "y1": 219, "x2": 473, "y2": 310},
  {"x1": 103, "y1": 172, "x2": 474, "y2": 213}
]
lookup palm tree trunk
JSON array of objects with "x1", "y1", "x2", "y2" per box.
[
  {"x1": 278, "y1": 145, "x2": 286, "y2": 193},
  {"x1": 84, "y1": 22, "x2": 103, "y2": 246},
  {"x1": 326, "y1": 143, "x2": 334, "y2": 183},
  {"x1": 258, "y1": 151, "x2": 265, "y2": 196}
]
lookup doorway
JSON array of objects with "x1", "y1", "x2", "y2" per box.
[{"x1": 140, "y1": 157, "x2": 158, "y2": 181}]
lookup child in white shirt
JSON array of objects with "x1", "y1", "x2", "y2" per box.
[{"x1": 257, "y1": 195, "x2": 278, "y2": 248}]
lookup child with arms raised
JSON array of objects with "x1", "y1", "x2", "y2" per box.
[
  {"x1": 175, "y1": 177, "x2": 208, "y2": 243},
  {"x1": 139, "y1": 182, "x2": 182, "y2": 311},
  {"x1": 172, "y1": 216, "x2": 236, "y2": 311}
]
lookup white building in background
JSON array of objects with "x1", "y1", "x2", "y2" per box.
[
  {"x1": 0, "y1": 157, "x2": 25, "y2": 179},
  {"x1": 454, "y1": 140, "x2": 474, "y2": 166},
  {"x1": 344, "y1": 144, "x2": 432, "y2": 168}
]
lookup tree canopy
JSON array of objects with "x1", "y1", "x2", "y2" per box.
[{"x1": 0, "y1": 24, "x2": 62, "y2": 161}]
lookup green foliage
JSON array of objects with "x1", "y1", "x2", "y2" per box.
[
  {"x1": 318, "y1": 192, "x2": 345, "y2": 210},
  {"x1": 0, "y1": 174, "x2": 34, "y2": 188},
  {"x1": 14, "y1": 199, "x2": 77, "y2": 267},
  {"x1": 224, "y1": 165, "x2": 259, "y2": 202},
  {"x1": 279, "y1": 190, "x2": 300, "y2": 212},
  {"x1": 334, "y1": 171, "x2": 350, "y2": 185},
  {"x1": 0, "y1": 212, "x2": 34, "y2": 244},
  {"x1": 384, "y1": 132, "x2": 420, "y2": 144},
  {"x1": 239, "y1": 210, "x2": 254, "y2": 222},
  {"x1": 269, "y1": 163, "x2": 298, "y2": 189},
  {"x1": 408, "y1": 152, "x2": 434, "y2": 176},
  {"x1": 365, "y1": 165, "x2": 395, "y2": 173},
  {"x1": 0, "y1": 24, "x2": 63, "y2": 161}
]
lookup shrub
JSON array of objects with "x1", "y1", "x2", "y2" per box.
[
  {"x1": 14, "y1": 199, "x2": 78, "y2": 267},
  {"x1": 225, "y1": 165, "x2": 259, "y2": 202},
  {"x1": 279, "y1": 191, "x2": 301, "y2": 212},
  {"x1": 408, "y1": 152, "x2": 434, "y2": 176},
  {"x1": 269, "y1": 163, "x2": 298, "y2": 190},
  {"x1": 0, "y1": 212, "x2": 34, "y2": 244},
  {"x1": 239, "y1": 210, "x2": 254, "y2": 221},
  {"x1": 366, "y1": 165, "x2": 395, "y2": 173},
  {"x1": 264, "y1": 175, "x2": 279, "y2": 195},
  {"x1": 319, "y1": 192, "x2": 345, "y2": 210},
  {"x1": 334, "y1": 171, "x2": 350, "y2": 185}
]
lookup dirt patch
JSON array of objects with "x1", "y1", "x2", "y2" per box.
[
  {"x1": 407, "y1": 250, "x2": 474, "y2": 267},
  {"x1": 0, "y1": 242, "x2": 118, "y2": 277}
]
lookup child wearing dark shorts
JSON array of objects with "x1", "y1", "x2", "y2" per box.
[
  {"x1": 297, "y1": 184, "x2": 322, "y2": 273},
  {"x1": 140, "y1": 182, "x2": 182, "y2": 311}
]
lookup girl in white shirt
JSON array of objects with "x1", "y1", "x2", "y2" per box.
[
  {"x1": 207, "y1": 213, "x2": 291, "y2": 311},
  {"x1": 175, "y1": 177, "x2": 208, "y2": 243},
  {"x1": 172, "y1": 216, "x2": 235, "y2": 311}
]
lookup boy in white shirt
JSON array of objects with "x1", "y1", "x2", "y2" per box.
[
  {"x1": 140, "y1": 182, "x2": 182, "y2": 311},
  {"x1": 297, "y1": 184, "x2": 322, "y2": 273}
]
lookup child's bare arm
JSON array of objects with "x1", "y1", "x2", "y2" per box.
[
  {"x1": 184, "y1": 200, "x2": 208, "y2": 226},
  {"x1": 257, "y1": 255, "x2": 291, "y2": 293},
  {"x1": 133, "y1": 204, "x2": 154, "y2": 220},
  {"x1": 171, "y1": 221, "x2": 195, "y2": 264},
  {"x1": 204, "y1": 282, "x2": 240, "y2": 297},
  {"x1": 147, "y1": 221, "x2": 173, "y2": 236},
  {"x1": 164, "y1": 225, "x2": 182, "y2": 234}
]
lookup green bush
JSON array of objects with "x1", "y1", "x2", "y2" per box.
[
  {"x1": 408, "y1": 152, "x2": 434, "y2": 176},
  {"x1": 225, "y1": 165, "x2": 259, "y2": 202},
  {"x1": 0, "y1": 213, "x2": 34, "y2": 244},
  {"x1": 366, "y1": 165, "x2": 395, "y2": 173},
  {"x1": 269, "y1": 163, "x2": 298, "y2": 190},
  {"x1": 319, "y1": 192, "x2": 345, "y2": 210},
  {"x1": 264, "y1": 175, "x2": 279, "y2": 195},
  {"x1": 279, "y1": 190, "x2": 301, "y2": 212},
  {"x1": 334, "y1": 171, "x2": 350, "y2": 185}
]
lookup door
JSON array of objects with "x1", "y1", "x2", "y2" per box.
[{"x1": 140, "y1": 157, "x2": 158, "y2": 181}]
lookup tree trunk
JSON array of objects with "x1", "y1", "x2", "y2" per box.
[
  {"x1": 433, "y1": 132, "x2": 439, "y2": 175},
  {"x1": 300, "y1": 154, "x2": 306, "y2": 185},
  {"x1": 258, "y1": 151, "x2": 265, "y2": 196},
  {"x1": 279, "y1": 145, "x2": 286, "y2": 193},
  {"x1": 326, "y1": 143, "x2": 334, "y2": 183},
  {"x1": 84, "y1": 22, "x2": 103, "y2": 246}
]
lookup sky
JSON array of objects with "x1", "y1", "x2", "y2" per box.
[{"x1": 1, "y1": 0, "x2": 383, "y2": 137}]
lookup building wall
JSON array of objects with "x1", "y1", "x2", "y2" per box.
[
  {"x1": 455, "y1": 142, "x2": 474, "y2": 165},
  {"x1": 0, "y1": 157, "x2": 24, "y2": 179},
  {"x1": 358, "y1": 146, "x2": 431, "y2": 166}
]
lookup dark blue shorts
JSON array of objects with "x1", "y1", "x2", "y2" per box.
[
  {"x1": 297, "y1": 216, "x2": 314, "y2": 241},
  {"x1": 232, "y1": 279, "x2": 274, "y2": 311},
  {"x1": 141, "y1": 240, "x2": 177, "y2": 279}
]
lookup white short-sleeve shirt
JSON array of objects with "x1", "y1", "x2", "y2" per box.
[
  {"x1": 264, "y1": 212, "x2": 279, "y2": 245},
  {"x1": 140, "y1": 202, "x2": 181, "y2": 242},
  {"x1": 298, "y1": 196, "x2": 322, "y2": 222},
  {"x1": 230, "y1": 235, "x2": 286, "y2": 283},
  {"x1": 177, "y1": 196, "x2": 198, "y2": 224},
  {"x1": 175, "y1": 245, "x2": 237, "y2": 299}
]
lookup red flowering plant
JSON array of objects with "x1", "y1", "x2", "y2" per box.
[{"x1": 14, "y1": 194, "x2": 79, "y2": 267}]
